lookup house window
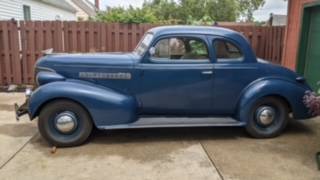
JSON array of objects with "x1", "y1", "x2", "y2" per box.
[{"x1": 23, "y1": 5, "x2": 31, "y2": 20}]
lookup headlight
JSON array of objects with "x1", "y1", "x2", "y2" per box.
[{"x1": 25, "y1": 88, "x2": 32, "y2": 97}]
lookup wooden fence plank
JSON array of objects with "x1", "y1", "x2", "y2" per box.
[
  {"x1": 0, "y1": 22, "x2": 3, "y2": 84},
  {"x1": 78, "y1": 22, "x2": 85, "y2": 52},
  {"x1": 123, "y1": 23, "x2": 129, "y2": 52},
  {"x1": 2, "y1": 21, "x2": 12, "y2": 84},
  {"x1": 278, "y1": 27, "x2": 282, "y2": 63},
  {"x1": 96, "y1": 22, "x2": 101, "y2": 52},
  {"x1": 272, "y1": 26, "x2": 277, "y2": 63},
  {"x1": 54, "y1": 21, "x2": 63, "y2": 52},
  {"x1": 63, "y1": 21, "x2": 69, "y2": 52},
  {"x1": 106, "y1": 23, "x2": 112, "y2": 52},
  {"x1": 131, "y1": 23, "x2": 137, "y2": 51},
  {"x1": 88, "y1": 21, "x2": 94, "y2": 52},
  {"x1": 100, "y1": 22, "x2": 106, "y2": 52},
  {"x1": 71, "y1": 21, "x2": 77, "y2": 52},
  {"x1": 20, "y1": 21, "x2": 28, "y2": 84},
  {"x1": 259, "y1": 28, "x2": 266, "y2": 57},
  {"x1": 28, "y1": 21, "x2": 36, "y2": 83},
  {"x1": 35, "y1": 21, "x2": 43, "y2": 64},
  {"x1": 114, "y1": 23, "x2": 120, "y2": 51},
  {"x1": 9, "y1": 21, "x2": 21, "y2": 84},
  {"x1": 265, "y1": 26, "x2": 270, "y2": 60},
  {"x1": 44, "y1": 21, "x2": 52, "y2": 51},
  {"x1": 251, "y1": 26, "x2": 258, "y2": 55}
]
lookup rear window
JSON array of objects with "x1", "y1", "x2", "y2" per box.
[{"x1": 213, "y1": 40, "x2": 243, "y2": 62}]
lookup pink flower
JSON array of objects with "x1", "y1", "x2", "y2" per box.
[{"x1": 304, "y1": 91, "x2": 320, "y2": 116}]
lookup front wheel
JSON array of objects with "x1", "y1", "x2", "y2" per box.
[
  {"x1": 245, "y1": 97, "x2": 289, "y2": 138},
  {"x1": 38, "y1": 100, "x2": 93, "y2": 147}
]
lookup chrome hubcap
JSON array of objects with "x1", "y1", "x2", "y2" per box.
[
  {"x1": 256, "y1": 106, "x2": 276, "y2": 126},
  {"x1": 54, "y1": 112, "x2": 77, "y2": 134}
]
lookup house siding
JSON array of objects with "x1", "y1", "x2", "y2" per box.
[
  {"x1": 0, "y1": 0, "x2": 76, "y2": 21},
  {"x1": 66, "y1": 0, "x2": 90, "y2": 20}
]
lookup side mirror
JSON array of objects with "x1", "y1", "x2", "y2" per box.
[{"x1": 149, "y1": 47, "x2": 156, "y2": 56}]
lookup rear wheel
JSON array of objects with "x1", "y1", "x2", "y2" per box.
[
  {"x1": 245, "y1": 97, "x2": 289, "y2": 138},
  {"x1": 38, "y1": 100, "x2": 93, "y2": 147}
]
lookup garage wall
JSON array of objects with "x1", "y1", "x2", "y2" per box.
[{"x1": 282, "y1": 0, "x2": 316, "y2": 70}]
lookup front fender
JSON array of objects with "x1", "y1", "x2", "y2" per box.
[
  {"x1": 29, "y1": 80, "x2": 137, "y2": 127},
  {"x1": 238, "y1": 78, "x2": 313, "y2": 122}
]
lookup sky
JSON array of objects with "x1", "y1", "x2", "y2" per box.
[
  {"x1": 253, "y1": 0, "x2": 288, "y2": 21},
  {"x1": 90, "y1": 0, "x2": 288, "y2": 21}
]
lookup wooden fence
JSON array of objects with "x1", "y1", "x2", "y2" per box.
[{"x1": 0, "y1": 20, "x2": 285, "y2": 85}]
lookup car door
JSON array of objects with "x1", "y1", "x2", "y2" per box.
[
  {"x1": 136, "y1": 35, "x2": 215, "y2": 115},
  {"x1": 209, "y1": 36, "x2": 261, "y2": 115}
]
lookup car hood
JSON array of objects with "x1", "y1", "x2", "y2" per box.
[{"x1": 36, "y1": 52, "x2": 138, "y2": 69}]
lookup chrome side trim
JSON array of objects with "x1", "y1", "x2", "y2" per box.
[{"x1": 35, "y1": 66, "x2": 55, "y2": 73}]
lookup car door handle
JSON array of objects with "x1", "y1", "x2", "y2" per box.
[{"x1": 201, "y1": 71, "x2": 213, "y2": 75}]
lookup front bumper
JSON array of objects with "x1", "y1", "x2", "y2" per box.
[
  {"x1": 14, "y1": 88, "x2": 32, "y2": 121},
  {"x1": 14, "y1": 99, "x2": 29, "y2": 121}
]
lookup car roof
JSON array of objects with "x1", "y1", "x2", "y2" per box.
[
  {"x1": 148, "y1": 25, "x2": 241, "y2": 38},
  {"x1": 147, "y1": 25, "x2": 257, "y2": 62}
]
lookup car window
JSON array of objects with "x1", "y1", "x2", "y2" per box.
[
  {"x1": 213, "y1": 40, "x2": 243, "y2": 62},
  {"x1": 151, "y1": 37, "x2": 209, "y2": 61}
]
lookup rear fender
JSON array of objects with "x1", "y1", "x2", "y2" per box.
[
  {"x1": 29, "y1": 80, "x2": 137, "y2": 127},
  {"x1": 237, "y1": 78, "x2": 312, "y2": 122}
]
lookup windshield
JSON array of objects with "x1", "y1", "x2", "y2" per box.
[{"x1": 133, "y1": 33, "x2": 154, "y2": 56}]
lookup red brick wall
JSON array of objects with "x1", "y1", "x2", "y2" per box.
[{"x1": 282, "y1": 0, "x2": 317, "y2": 70}]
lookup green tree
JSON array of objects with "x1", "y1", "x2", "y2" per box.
[
  {"x1": 205, "y1": 0, "x2": 239, "y2": 22},
  {"x1": 238, "y1": 0, "x2": 265, "y2": 22},
  {"x1": 94, "y1": 0, "x2": 265, "y2": 24},
  {"x1": 179, "y1": 0, "x2": 207, "y2": 23},
  {"x1": 142, "y1": 0, "x2": 181, "y2": 23},
  {"x1": 95, "y1": 6, "x2": 158, "y2": 23}
]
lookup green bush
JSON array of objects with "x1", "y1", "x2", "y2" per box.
[{"x1": 95, "y1": 6, "x2": 158, "y2": 23}]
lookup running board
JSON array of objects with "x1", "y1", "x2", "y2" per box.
[{"x1": 98, "y1": 117, "x2": 245, "y2": 130}]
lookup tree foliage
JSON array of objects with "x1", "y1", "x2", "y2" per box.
[
  {"x1": 239, "y1": 0, "x2": 265, "y2": 22},
  {"x1": 95, "y1": 6, "x2": 158, "y2": 23},
  {"x1": 94, "y1": 0, "x2": 265, "y2": 24}
]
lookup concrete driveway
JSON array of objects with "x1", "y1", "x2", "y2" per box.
[{"x1": 0, "y1": 93, "x2": 319, "y2": 180}]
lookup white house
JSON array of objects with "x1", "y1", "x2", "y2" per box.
[
  {"x1": 267, "y1": 13, "x2": 287, "y2": 26},
  {"x1": 66, "y1": 0, "x2": 97, "y2": 21},
  {"x1": 0, "y1": 0, "x2": 77, "y2": 21}
]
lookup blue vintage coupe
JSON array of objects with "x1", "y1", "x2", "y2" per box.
[{"x1": 15, "y1": 26, "x2": 315, "y2": 146}]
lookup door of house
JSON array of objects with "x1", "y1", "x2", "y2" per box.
[{"x1": 303, "y1": 6, "x2": 320, "y2": 91}]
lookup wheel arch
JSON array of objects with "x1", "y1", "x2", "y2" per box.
[
  {"x1": 33, "y1": 97, "x2": 95, "y2": 126},
  {"x1": 258, "y1": 94, "x2": 292, "y2": 112},
  {"x1": 237, "y1": 78, "x2": 310, "y2": 121}
]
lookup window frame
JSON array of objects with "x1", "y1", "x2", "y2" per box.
[
  {"x1": 23, "y1": 5, "x2": 31, "y2": 21},
  {"x1": 133, "y1": 33, "x2": 154, "y2": 57},
  {"x1": 145, "y1": 34, "x2": 212, "y2": 64},
  {"x1": 212, "y1": 37, "x2": 245, "y2": 63}
]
